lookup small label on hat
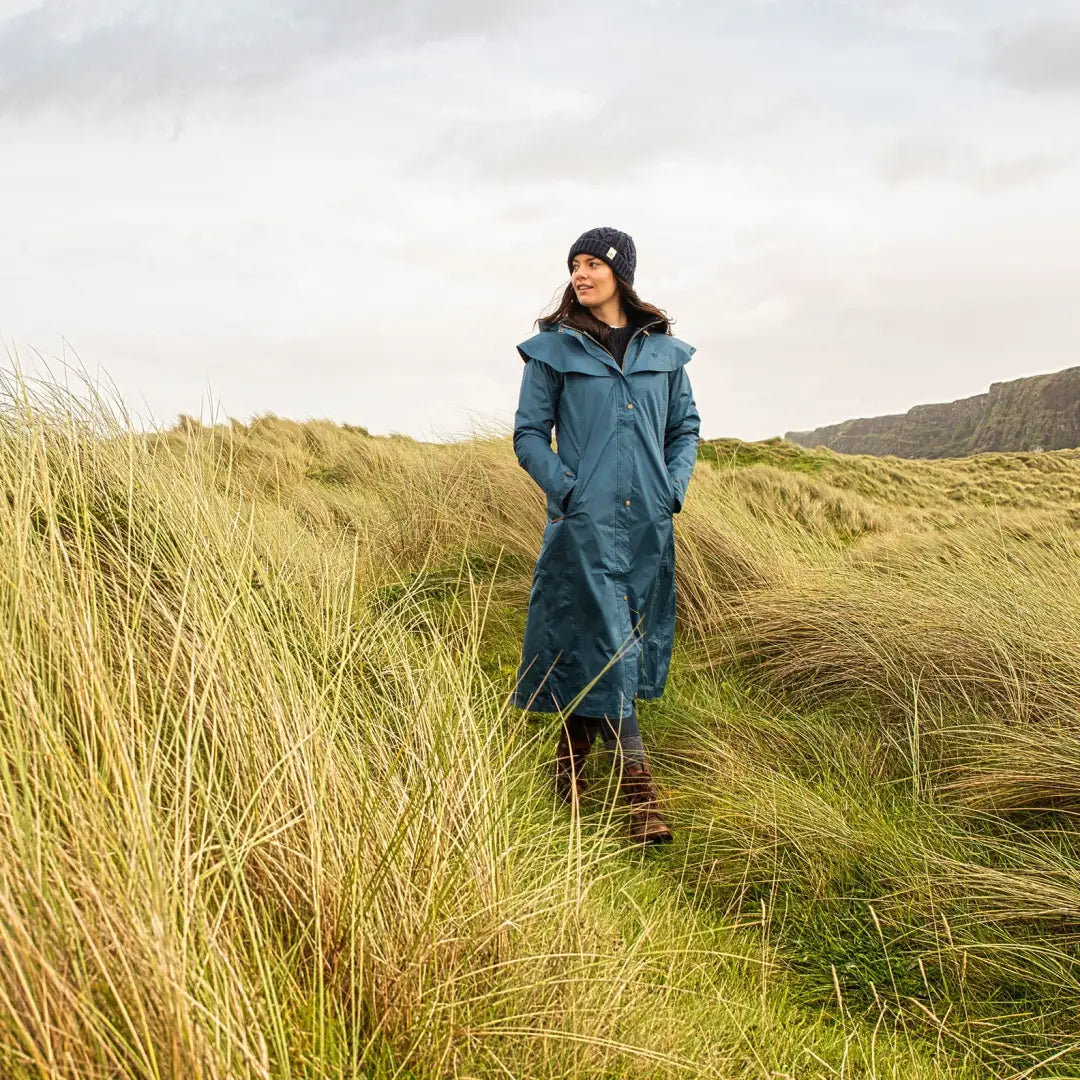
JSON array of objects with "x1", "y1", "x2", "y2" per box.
[{"x1": 606, "y1": 246, "x2": 618, "y2": 259}]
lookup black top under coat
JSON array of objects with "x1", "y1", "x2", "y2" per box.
[{"x1": 603, "y1": 321, "x2": 635, "y2": 368}]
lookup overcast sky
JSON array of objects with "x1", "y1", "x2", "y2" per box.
[{"x1": 3, "y1": 0, "x2": 1079, "y2": 441}]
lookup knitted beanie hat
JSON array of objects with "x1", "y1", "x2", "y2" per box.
[{"x1": 567, "y1": 226, "x2": 637, "y2": 287}]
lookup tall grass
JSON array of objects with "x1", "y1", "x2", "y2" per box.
[
  {"x1": 1, "y1": 375, "x2": 768, "y2": 1078},
  {"x1": 4, "y1": 367, "x2": 1080, "y2": 1076}
]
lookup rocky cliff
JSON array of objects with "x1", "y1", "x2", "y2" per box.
[{"x1": 785, "y1": 366, "x2": 1080, "y2": 458}]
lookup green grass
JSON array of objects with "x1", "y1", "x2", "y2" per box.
[{"x1": 5, "y1": 369, "x2": 1080, "y2": 1076}]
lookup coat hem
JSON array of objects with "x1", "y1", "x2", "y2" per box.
[{"x1": 510, "y1": 688, "x2": 663, "y2": 716}]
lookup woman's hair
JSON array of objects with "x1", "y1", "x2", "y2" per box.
[{"x1": 536, "y1": 277, "x2": 673, "y2": 345}]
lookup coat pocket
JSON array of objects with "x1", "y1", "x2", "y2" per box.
[
  {"x1": 640, "y1": 548, "x2": 676, "y2": 686},
  {"x1": 536, "y1": 515, "x2": 567, "y2": 563},
  {"x1": 669, "y1": 474, "x2": 682, "y2": 515},
  {"x1": 560, "y1": 480, "x2": 577, "y2": 516}
]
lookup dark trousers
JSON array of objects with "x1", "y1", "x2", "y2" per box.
[{"x1": 567, "y1": 709, "x2": 644, "y2": 763}]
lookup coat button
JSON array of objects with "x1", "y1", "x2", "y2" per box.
[
  {"x1": 623, "y1": 594, "x2": 628, "y2": 601},
  {"x1": 626, "y1": 402, "x2": 633, "y2": 409},
  {"x1": 624, "y1": 499, "x2": 630, "y2": 506}
]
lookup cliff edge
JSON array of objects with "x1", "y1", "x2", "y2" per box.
[{"x1": 785, "y1": 365, "x2": 1080, "y2": 458}]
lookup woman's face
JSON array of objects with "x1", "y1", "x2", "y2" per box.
[{"x1": 570, "y1": 253, "x2": 617, "y2": 309}]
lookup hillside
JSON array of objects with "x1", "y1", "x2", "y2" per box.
[
  {"x1": 785, "y1": 364, "x2": 1080, "y2": 458},
  {"x1": 7, "y1": 378, "x2": 1080, "y2": 1077}
]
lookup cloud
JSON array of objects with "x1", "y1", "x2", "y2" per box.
[
  {"x1": 0, "y1": 0, "x2": 533, "y2": 117},
  {"x1": 876, "y1": 135, "x2": 1073, "y2": 191},
  {"x1": 988, "y1": 18, "x2": 1080, "y2": 91},
  {"x1": 401, "y1": 63, "x2": 794, "y2": 187},
  {"x1": 406, "y1": 94, "x2": 710, "y2": 185}
]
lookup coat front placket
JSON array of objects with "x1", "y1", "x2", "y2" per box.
[{"x1": 564, "y1": 325, "x2": 637, "y2": 713}]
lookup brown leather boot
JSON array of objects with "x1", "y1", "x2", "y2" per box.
[
  {"x1": 618, "y1": 756, "x2": 673, "y2": 844},
  {"x1": 554, "y1": 716, "x2": 595, "y2": 804}
]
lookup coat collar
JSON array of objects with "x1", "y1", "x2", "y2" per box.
[{"x1": 539, "y1": 311, "x2": 666, "y2": 377}]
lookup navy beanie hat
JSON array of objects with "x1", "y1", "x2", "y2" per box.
[{"x1": 567, "y1": 226, "x2": 637, "y2": 288}]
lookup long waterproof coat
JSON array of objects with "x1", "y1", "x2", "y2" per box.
[{"x1": 510, "y1": 316, "x2": 701, "y2": 720}]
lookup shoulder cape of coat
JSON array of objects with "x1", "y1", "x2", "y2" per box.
[{"x1": 510, "y1": 319, "x2": 701, "y2": 720}]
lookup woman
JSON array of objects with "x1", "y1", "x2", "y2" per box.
[{"x1": 511, "y1": 226, "x2": 701, "y2": 844}]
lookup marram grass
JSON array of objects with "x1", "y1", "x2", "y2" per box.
[{"x1": 3, "y1": 369, "x2": 1080, "y2": 1076}]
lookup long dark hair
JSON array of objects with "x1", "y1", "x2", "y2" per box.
[{"x1": 536, "y1": 276, "x2": 673, "y2": 347}]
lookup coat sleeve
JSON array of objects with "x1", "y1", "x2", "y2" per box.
[
  {"x1": 513, "y1": 357, "x2": 577, "y2": 510},
  {"x1": 664, "y1": 364, "x2": 701, "y2": 514}
]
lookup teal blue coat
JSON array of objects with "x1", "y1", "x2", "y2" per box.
[{"x1": 510, "y1": 316, "x2": 701, "y2": 720}]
